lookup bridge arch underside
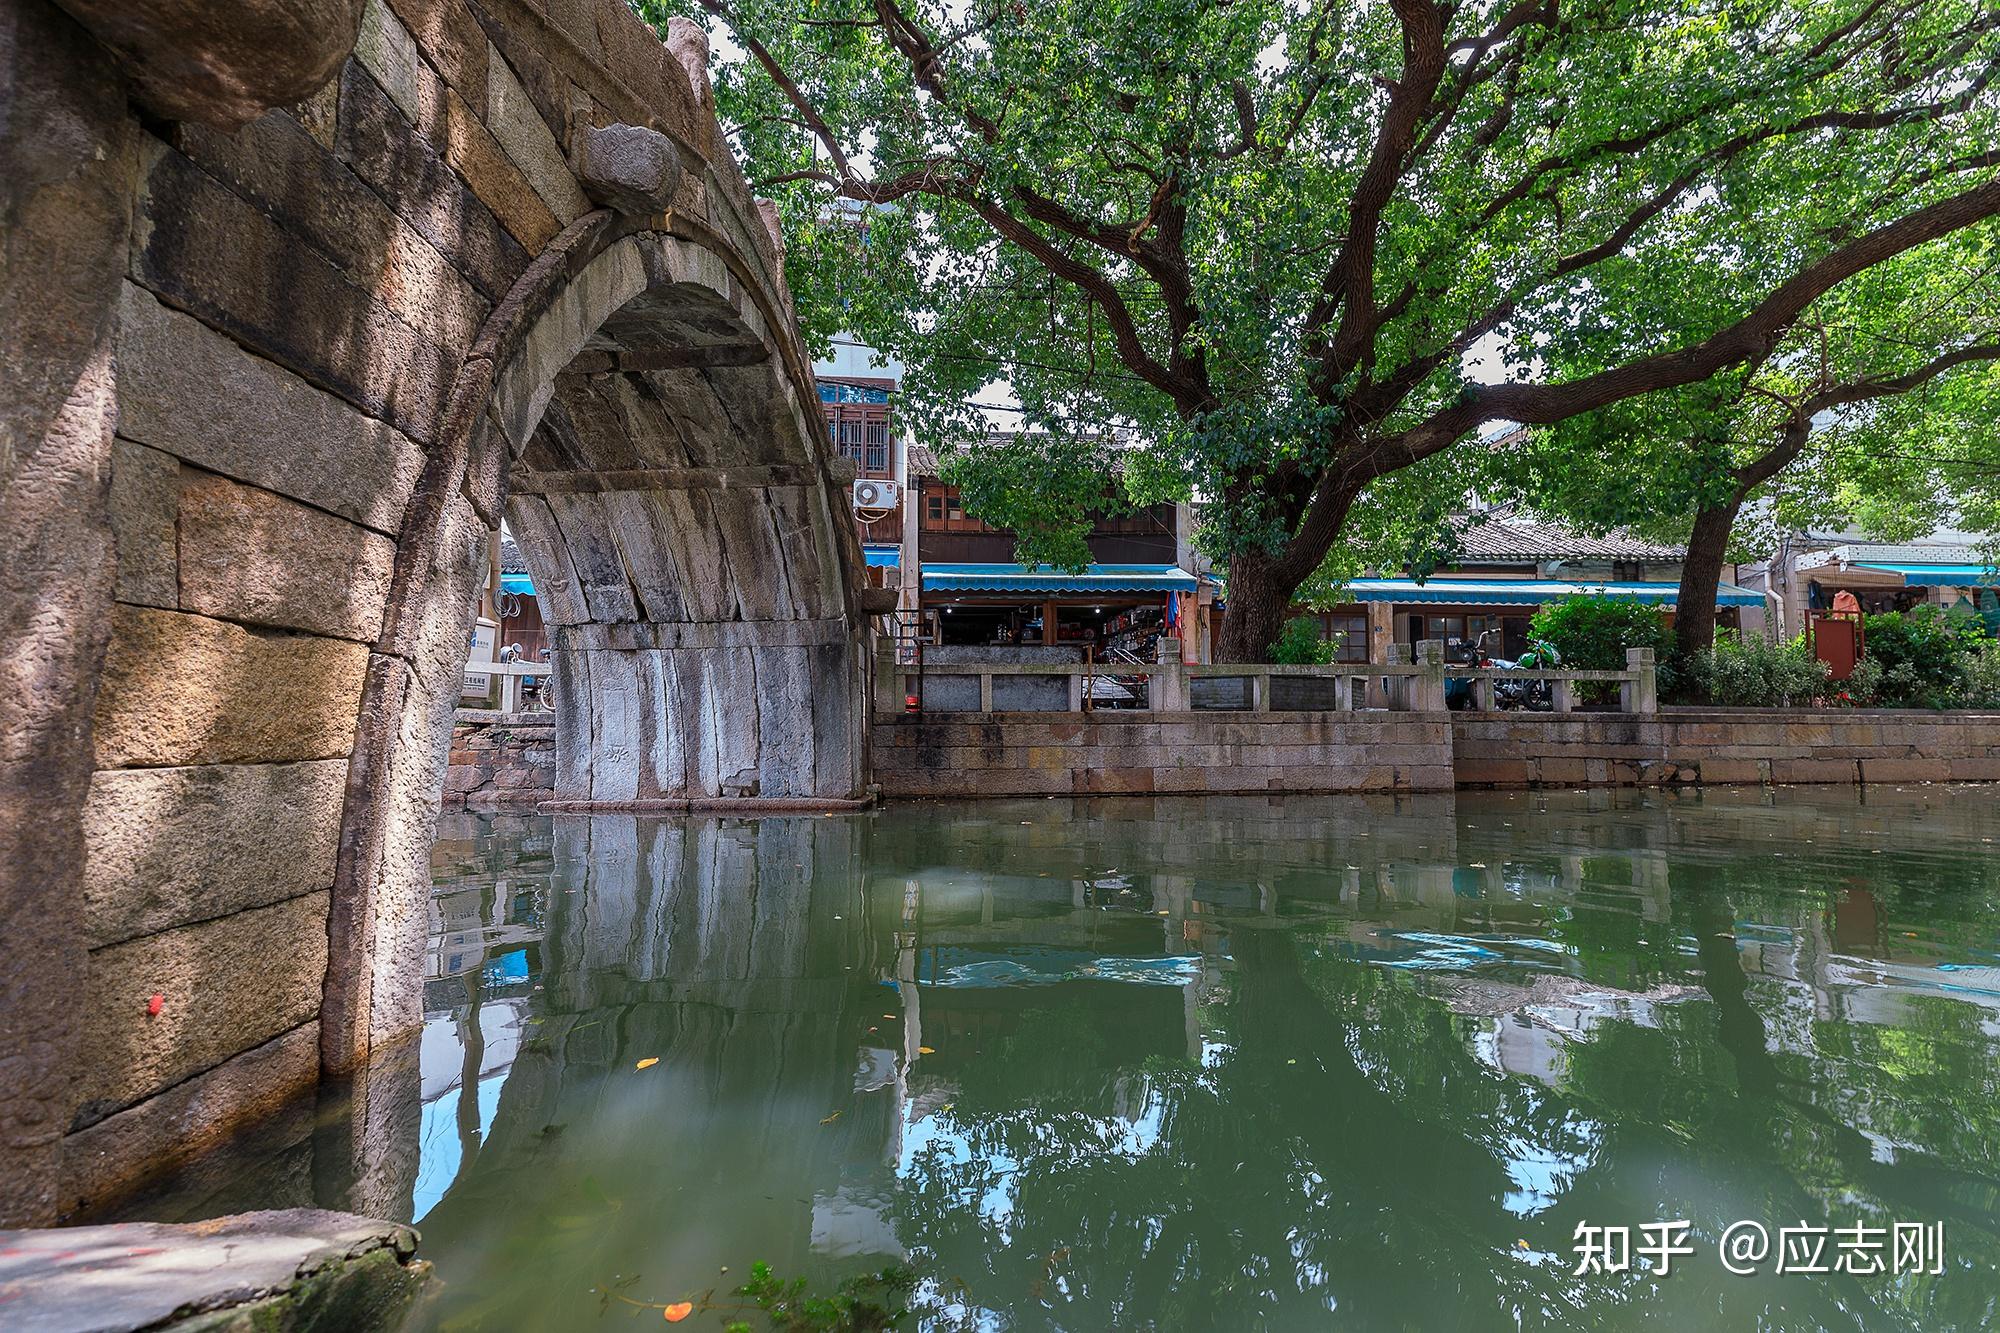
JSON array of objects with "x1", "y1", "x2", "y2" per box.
[{"x1": 491, "y1": 233, "x2": 867, "y2": 807}]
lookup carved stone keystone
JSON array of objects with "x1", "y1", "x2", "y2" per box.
[{"x1": 575, "y1": 123, "x2": 685, "y2": 216}]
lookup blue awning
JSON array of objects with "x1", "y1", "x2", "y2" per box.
[
  {"x1": 1854, "y1": 562, "x2": 1998, "y2": 587},
  {"x1": 864, "y1": 545, "x2": 901, "y2": 568},
  {"x1": 922, "y1": 563, "x2": 1198, "y2": 594},
  {"x1": 1341, "y1": 578, "x2": 1765, "y2": 608},
  {"x1": 499, "y1": 573, "x2": 535, "y2": 595}
]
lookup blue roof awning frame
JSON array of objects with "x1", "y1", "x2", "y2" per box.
[
  {"x1": 1853, "y1": 562, "x2": 1998, "y2": 587},
  {"x1": 864, "y1": 545, "x2": 901, "y2": 568},
  {"x1": 921, "y1": 563, "x2": 1199, "y2": 594},
  {"x1": 499, "y1": 573, "x2": 535, "y2": 596},
  {"x1": 1339, "y1": 578, "x2": 1765, "y2": 608}
]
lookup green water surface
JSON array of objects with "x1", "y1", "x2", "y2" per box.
[{"x1": 163, "y1": 787, "x2": 2000, "y2": 1329}]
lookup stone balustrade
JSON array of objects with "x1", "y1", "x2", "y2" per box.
[{"x1": 875, "y1": 641, "x2": 1660, "y2": 718}]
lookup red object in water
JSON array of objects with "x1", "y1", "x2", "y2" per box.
[{"x1": 147, "y1": 993, "x2": 164, "y2": 1016}]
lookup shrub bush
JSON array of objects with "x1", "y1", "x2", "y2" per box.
[
  {"x1": 1861, "y1": 606, "x2": 1993, "y2": 708},
  {"x1": 1959, "y1": 640, "x2": 2000, "y2": 708},
  {"x1": 1270, "y1": 615, "x2": 1337, "y2": 664},
  {"x1": 1529, "y1": 597, "x2": 1675, "y2": 700},
  {"x1": 1680, "y1": 635, "x2": 1830, "y2": 707}
]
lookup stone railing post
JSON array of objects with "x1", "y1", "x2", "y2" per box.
[
  {"x1": 1382, "y1": 642, "x2": 1408, "y2": 709},
  {"x1": 1153, "y1": 663, "x2": 1186, "y2": 712},
  {"x1": 1624, "y1": 647, "x2": 1659, "y2": 713},
  {"x1": 1416, "y1": 639, "x2": 1447, "y2": 712}
]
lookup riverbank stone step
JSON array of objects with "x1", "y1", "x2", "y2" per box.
[{"x1": 0, "y1": 1209, "x2": 428, "y2": 1332}]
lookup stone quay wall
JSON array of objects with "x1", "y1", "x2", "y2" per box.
[
  {"x1": 869, "y1": 708, "x2": 2000, "y2": 799},
  {"x1": 870, "y1": 713, "x2": 1459, "y2": 798},
  {"x1": 444, "y1": 712, "x2": 557, "y2": 808},
  {"x1": 1452, "y1": 708, "x2": 2000, "y2": 787}
]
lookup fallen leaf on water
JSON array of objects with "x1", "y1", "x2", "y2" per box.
[
  {"x1": 635, "y1": 1058, "x2": 660, "y2": 1070},
  {"x1": 1516, "y1": 1239, "x2": 1530, "y2": 1251},
  {"x1": 664, "y1": 1302, "x2": 693, "y2": 1322},
  {"x1": 821, "y1": 1110, "x2": 842, "y2": 1124},
  {"x1": 918, "y1": 1046, "x2": 935, "y2": 1055}
]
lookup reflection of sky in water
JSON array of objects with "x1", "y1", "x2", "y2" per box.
[
  {"x1": 925, "y1": 950, "x2": 1205, "y2": 988},
  {"x1": 412, "y1": 1073, "x2": 503, "y2": 1223}
]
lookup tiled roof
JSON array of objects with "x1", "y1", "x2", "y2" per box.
[
  {"x1": 1452, "y1": 513, "x2": 1684, "y2": 562},
  {"x1": 500, "y1": 533, "x2": 528, "y2": 574},
  {"x1": 907, "y1": 443, "x2": 940, "y2": 477}
]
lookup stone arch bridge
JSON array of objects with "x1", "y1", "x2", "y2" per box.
[{"x1": 1, "y1": 0, "x2": 885, "y2": 1225}]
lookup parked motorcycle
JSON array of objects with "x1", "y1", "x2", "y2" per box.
[
  {"x1": 1444, "y1": 633, "x2": 1562, "y2": 710},
  {"x1": 1492, "y1": 636, "x2": 1562, "y2": 710}
]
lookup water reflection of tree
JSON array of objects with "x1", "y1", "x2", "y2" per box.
[{"x1": 893, "y1": 904, "x2": 2000, "y2": 1330}]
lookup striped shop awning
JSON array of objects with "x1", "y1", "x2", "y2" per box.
[
  {"x1": 921, "y1": 563, "x2": 1199, "y2": 594},
  {"x1": 1339, "y1": 578, "x2": 1766, "y2": 608},
  {"x1": 1853, "y1": 562, "x2": 1999, "y2": 587}
]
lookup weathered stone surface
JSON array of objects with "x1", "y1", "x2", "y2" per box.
[
  {"x1": 108, "y1": 438, "x2": 179, "y2": 609},
  {"x1": 352, "y1": 0, "x2": 426, "y2": 126},
  {"x1": 93, "y1": 606, "x2": 369, "y2": 768},
  {"x1": 82, "y1": 760, "x2": 347, "y2": 947},
  {"x1": 76, "y1": 892, "x2": 330, "y2": 1124},
  {"x1": 115, "y1": 286, "x2": 426, "y2": 537},
  {"x1": 175, "y1": 108, "x2": 490, "y2": 352},
  {"x1": 576, "y1": 122, "x2": 683, "y2": 214},
  {"x1": 0, "y1": 1205, "x2": 426, "y2": 1332},
  {"x1": 132, "y1": 146, "x2": 453, "y2": 446},
  {"x1": 50, "y1": 0, "x2": 364, "y2": 129},
  {"x1": 485, "y1": 45, "x2": 591, "y2": 223},
  {"x1": 664, "y1": 17, "x2": 713, "y2": 121},
  {"x1": 384, "y1": 0, "x2": 489, "y2": 111},
  {"x1": 59, "y1": 1023, "x2": 320, "y2": 1217},
  {"x1": 756, "y1": 196, "x2": 784, "y2": 255},
  {"x1": 325, "y1": 486, "x2": 486, "y2": 1069},
  {"x1": 177, "y1": 474, "x2": 398, "y2": 642},
  {"x1": 332, "y1": 60, "x2": 528, "y2": 300},
  {"x1": 0, "y1": 0, "x2": 139, "y2": 1227}
]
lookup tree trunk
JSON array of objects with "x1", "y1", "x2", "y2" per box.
[
  {"x1": 1674, "y1": 496, "x2": 1743, "y2": 665},
  {"x1": 1217, "y1": 551, "x2": 1295, "y2": 663}
]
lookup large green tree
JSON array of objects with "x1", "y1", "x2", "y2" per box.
[
  {"x1": 1487, "y1": 228, "x2": 2000, "y2": 663},
  {"x1": 641, "y1": 0, "x2": 2000, "y2": 659}
]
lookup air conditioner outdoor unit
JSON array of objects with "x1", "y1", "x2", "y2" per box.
[{"x1": 852, "y1": 478, "x2": 899, "y2": 513}]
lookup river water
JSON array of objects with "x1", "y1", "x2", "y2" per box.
[{"x1": 137, "y1": 787, "x2": 2000, "y2": 1330}]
